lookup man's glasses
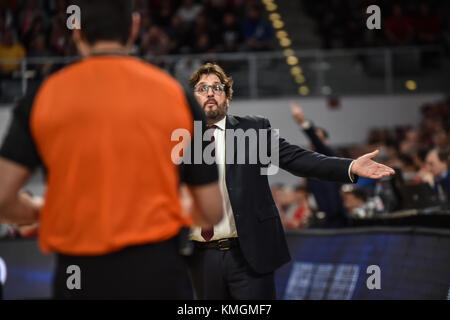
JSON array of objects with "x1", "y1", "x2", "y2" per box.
[{"x1": 194, "y1": 83, "x2": 226, "y2": 96}]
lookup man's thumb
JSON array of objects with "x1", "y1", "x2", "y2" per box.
[{"x1": 368, "y1": 149, "x2": 379, "y2": 158}]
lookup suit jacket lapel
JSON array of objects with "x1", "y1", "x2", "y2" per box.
[{"x1": 225, "y1": 115, "x2": 239, "y2": 189}]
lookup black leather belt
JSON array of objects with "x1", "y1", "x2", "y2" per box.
[{"x1": 193, "y1": 238, "x2": 239, "y2": 251}]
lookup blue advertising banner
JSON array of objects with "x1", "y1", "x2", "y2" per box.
[{"x1": 277, "y1": 227, "x2": 450, "y2": 299}]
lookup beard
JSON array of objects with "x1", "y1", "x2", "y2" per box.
[{"x1": 203, "y1": 99, "x2": 228, "y2": 122}]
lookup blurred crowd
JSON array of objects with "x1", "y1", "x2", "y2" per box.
[
  {"x1": 0, "y1": 0, "x2": 275, "y2": 76},
  {"x1": 0, "y1": 0, "x2": 277, "y2": 90},
  {"x1": 272, "y1": 99, "x2": 450, "y2": 231},
  {"x1": 3, "y1": 98, "x2": 449, "y2": 238},
  {"x1": 301, "y1": 0, "x2": 450, "y2": 50}
]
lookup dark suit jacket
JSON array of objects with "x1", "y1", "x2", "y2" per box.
[{"x1": 224, "y1": 115, "x2": 354, "y2": 274}]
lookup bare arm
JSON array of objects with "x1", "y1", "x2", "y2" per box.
[{"x1": 0, "y1": 158, "x2": 41, "y2": 225}]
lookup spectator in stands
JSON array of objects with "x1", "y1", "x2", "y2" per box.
[
  {"x1": 399, "y1": 127, "x2": 419, "y2": 156},
  {"x1": 342, "y1": 7, "x2": 365, "y2": 48},
  {"x1": 152, "y1": 0, "x2": 174, "y2": 28},
  {"x1": 134, "y1": 0, "x2": 149, "y2": 16},
  {"x1": 242, "y1": 5, "x2": 273, "y2": 51},
  {"x1": 136, "y1": 11, "x2": 152, "y2": 44},
  {"x1": 432, "y1": 127, "x2": 449, "y2": 149},
  {"x1": 165, "y1": 15, "x2": 190, "y2": 54},
  {"x1": 49, "y1": 19, "x2": 69, "y2": 56},
  {"x1": 1, "y1": 0, "x2": 250, "y2": 57},
  {"x1": 192, "y1": 13, "x2": 211, "y2": 38},
  {"x1": 27, "y1": 33, "x2": 53, "y2": 79},
  {"x1": 192, "y1": 13, "x2": 216, "y2": 50},
  {"x1": 291, "y1": 102, "x2": 347, "y2": 228},
  {"x1": 22, "y1": 16, "x2": 47, "y2": 51},
  {"x1": 341, "y1": 185, "x2": 368, "y2": 218},
  {"x1": 397, "y1": 153, "x2": 420, "y2": 183},
  {"x1": 270, "y1": 183, "x2": 292, "y2": 218},
  {"x1": 414, "y1": 3, "x2": 440, "y2": 46},
  {"x1": 18, "y1": 0, "x2": 45, "y2": 37},
  {"x1": 281, "y1": 185, "x2": 313, "y2": 229},
  {"x1": 176, "y1": 0, "x2": 203, "y2": 28},
  {"x1": 316, "y1": 0, "x2": 348, "y2": 49},
  {"x1": 419, "y1": 105, "x2": 449, "y2": 149},
  {"x1": 0, "y1": 1, "x2": 16, "y2": 30},
  {"x1": 205, "y1": 0, "x2": 240, "y2": 25},
  {"x1": 16, "y1": 223, "x2": 39, "y2": 238},
  {"x1": 49, "y1": 0, "x2": 68, "y2": 28},
  {"x1": 421, "y1": 148, "x2": 450, "y2": 203},
  {"x1": 414, "y1": 2, "x2": 442, "y2": 67},
  {"x1": 220, "y1": 12, "x2": 243, "y2": 52},
  {"x1": 193, "y1": 32, "x2": 214, "y2": 53},
  {"x1": 0, "y1": 28, "x2": 25, "y2": 74},
  {"x1": 140, "y1": 25, "x2": 170, "y2": 58},
  {"x1": 0, "y1": 223, "x2": 14, "y2": 239},
  {"x1": 384, "y1": 4, "x2": 414, "y2": 46}
]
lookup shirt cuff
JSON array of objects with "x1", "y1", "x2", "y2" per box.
[
  {"x1": 300, "y1": 120, "x2": 311, "y2": 130},
  {"x1": 348, "y1": 160, "x2": 356, "y2": 183}
]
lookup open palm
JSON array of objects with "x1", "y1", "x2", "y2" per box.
[{"x1": 351, "y1": 150, "x2": 395, "y2": 179}]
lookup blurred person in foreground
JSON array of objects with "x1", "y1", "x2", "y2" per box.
[
  {"x1": 186, "y1": 62, "x2": 395, "y2": 300},
  {"x1": 0, "y1": 0, "x2": 222, "y2": 299},
  {"x1": 291, "y1": 102, "x2": 347, "y2": 228}
]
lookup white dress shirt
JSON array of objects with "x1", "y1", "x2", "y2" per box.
[{"x1": 191, "y1": 116, "x2": 238, "y2": 241}]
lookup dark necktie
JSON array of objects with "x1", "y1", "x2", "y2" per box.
[{"x1": 201, "y1": 125, "x2": 218, "y2": 242}]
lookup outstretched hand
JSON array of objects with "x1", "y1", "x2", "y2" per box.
[{"x1": 351, "y1": 150, "x2": 395, "y2": 179}]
